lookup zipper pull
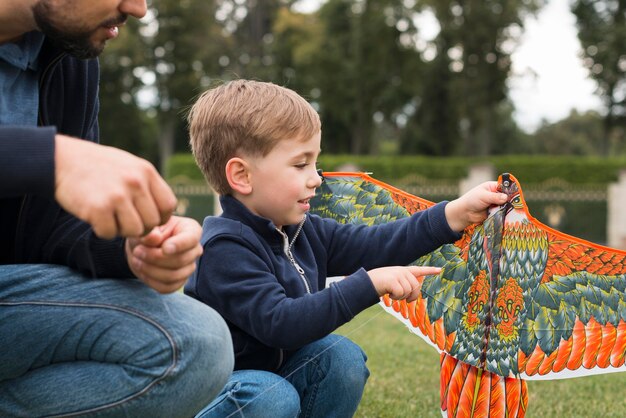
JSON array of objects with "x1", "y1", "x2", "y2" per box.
[{"x1": 295, "y1": 264, "x2": 305, "y2": 275}]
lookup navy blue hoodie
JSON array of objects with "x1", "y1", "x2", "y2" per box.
[
  {"x1": 185, "y1": 194, "x2": 461, "y2": 372},
  {"x1": 0, "y1": 38, "x2": 133, "y2": 277}
]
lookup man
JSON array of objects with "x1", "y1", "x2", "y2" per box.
[{"x1": 0, "y1": 1, "x2": 233, "y2": 416}]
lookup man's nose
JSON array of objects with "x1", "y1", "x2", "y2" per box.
[{"x1": 120, "y1": 0, "x2": 148, "y2": 19}]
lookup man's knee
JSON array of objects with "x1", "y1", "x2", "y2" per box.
[
  {"x1": 190, "y1": 307, "x2": 233, "y2": 392},
  {"x1": 138, "y1": 294, "x2": 234, "y2": 417},
  {"x1": 173, "y1": 296, "x2": 234, "y2": 399}
]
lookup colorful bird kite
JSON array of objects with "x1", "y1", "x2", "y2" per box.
[{"x1": 309, "y1": 172, "x2": 626, "y2": 418}]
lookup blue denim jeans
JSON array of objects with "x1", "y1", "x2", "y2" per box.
[
  {"x1": 0, "y1": 264, "x2": 234, "y2": 417},
  {"x1": 196, "y1": 334, "x2": 370, "y2": 418}
]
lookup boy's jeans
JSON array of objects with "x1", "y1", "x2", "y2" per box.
[
  {"x1": 0, "y1": 264, "x2": 234, "y2": 417},
  {"x1": 197, "y1": 334, "x2": 370, "y2": 418}
]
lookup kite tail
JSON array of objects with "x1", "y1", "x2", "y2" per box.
[{"x1": 439, "y1": 353, "x2": 528, "y2": 418}]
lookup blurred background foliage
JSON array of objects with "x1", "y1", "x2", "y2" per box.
[
  {"x1": 167, "y1": 153, "x2": 626, "y2": 184},
  {"x1": 98, "y1": 0, "x2": 626, "y2": 172}
]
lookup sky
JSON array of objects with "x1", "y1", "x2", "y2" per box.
[
  {"x1": 508, "y1": 0, "x2": 602, "y2": 132},
  {"x1": 294, "y1": 0, "x2": 604, "y2": 133}
]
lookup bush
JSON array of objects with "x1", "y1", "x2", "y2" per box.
[{"x1": 167, "y1": 153, "x2": 626, "y2": 184}]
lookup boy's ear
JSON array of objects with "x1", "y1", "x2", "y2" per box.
[{"x1": 225, "y1": 157, "x2": 252, "y2": 195}]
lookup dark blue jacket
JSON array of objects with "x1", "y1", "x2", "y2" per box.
[
  {"x1": 0, "y1": 38, "x2": 132, "y2": 277},
  {"x1": 184, "y1": 195, "x2": 461, "y2": 372}
]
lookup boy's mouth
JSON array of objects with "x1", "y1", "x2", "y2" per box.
[{"x1": 298, "y1": 198, "x2": 312, "y2": 210}]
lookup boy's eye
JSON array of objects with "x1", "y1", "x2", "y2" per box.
[{"x1": 294, "y1": 163, "x2": 308, "y2": 169}]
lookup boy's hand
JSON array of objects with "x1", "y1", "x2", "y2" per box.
[
  {"x1": 125, "y1": 216, "x2": 203, "y2": 293},
  {"x1": 368, "y1": 266, "x2": 442, "y2": 302},
  {"x1": 444, "y1": 181, "x2": 509, "y2": 232}
]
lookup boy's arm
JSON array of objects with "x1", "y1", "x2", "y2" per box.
[
  {"x1": 185, "y1": 237, "x2": 380, "y2": 350},
  {"x1": 311, "y1": 201, "x2": 461, "y2": 277}
]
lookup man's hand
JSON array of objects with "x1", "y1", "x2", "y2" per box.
[
  {"x1": 126, "y1": 216, "x2": 203, "y2": 293},
  {"x1": 54, "y1": 135, "x2": 177, "y2": 239}
]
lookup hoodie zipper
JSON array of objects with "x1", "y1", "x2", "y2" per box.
[
  {"x1": 274, "y1": 216, "x2": 308, "y2": 370},
  {"x1": 277, "y1": 216, "x2": 310, "y2": 294}
]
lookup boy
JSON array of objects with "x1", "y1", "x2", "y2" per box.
[{"x1": 185, "y1": 80, "x2": 507, "y2": 418}]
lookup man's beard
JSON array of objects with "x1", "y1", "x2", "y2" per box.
[{"x1": 32, "y1": 2, "x2": 125, "y2": 59}]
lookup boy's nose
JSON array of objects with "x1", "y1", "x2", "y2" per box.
[
  {"x1": 309, "y1": 169, "x2": 323, "y2": 188},
  {"x1": 315, "y1": 169, "x2": 325, "y2": 185}
]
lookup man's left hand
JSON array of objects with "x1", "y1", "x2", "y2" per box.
[{"x1": 126, "y1": 216, "x2": 203, "y2": 293}]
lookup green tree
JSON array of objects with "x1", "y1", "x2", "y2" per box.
[
  {"x1": 417, "y1": 0, "x2": 543, "y2": 156},
  {"x1": 271, "y1": 7, "x2": 322, "y2": 94},
  {"x1": 312, "y1": 0, "x2": 416, "y2": 154},
  {"x1": 98, "y1": 18, "x2": 159, "y2": 165},
  {"x1": 145, "y1": 0, "x2": 228, "y2": 171},
  {"x1": 533, "y1": 109, "x2": 606, "y2": 155},
  {"x1": 99, "y1": 0, "x2": 612, "y2": 166},
  {"x1": 212, "y1": 0, "x2": 320, "y2": 83},
  {"x1": 400, "y1": 21, "x2": 459, "y2": 156},
  {"x1": 99, "y1": 0, "x2": 310, "y2": 170},
  {"x1": 572, "y1": 0, "x2": 626, "y2": 156}
]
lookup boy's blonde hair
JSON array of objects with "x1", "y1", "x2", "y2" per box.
[{"x1": 188, "y1": 80, "x2": 321, "y2": 195}]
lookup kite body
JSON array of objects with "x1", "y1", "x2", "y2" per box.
[{"x1": 310, "y1": 172, "x2": 626, "y2": 418}]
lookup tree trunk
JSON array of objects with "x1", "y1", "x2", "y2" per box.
[{"x1": 158, "y1": 118, "x2": 176, "y2": 175}]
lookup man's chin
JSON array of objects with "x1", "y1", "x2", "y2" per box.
[{"x1": 54, "y1": 38, "x2": 105, "y2": 59}]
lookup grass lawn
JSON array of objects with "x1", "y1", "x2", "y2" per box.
[{"x1": 335, "y1": 306, "x2": 626, "y2": 418}]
